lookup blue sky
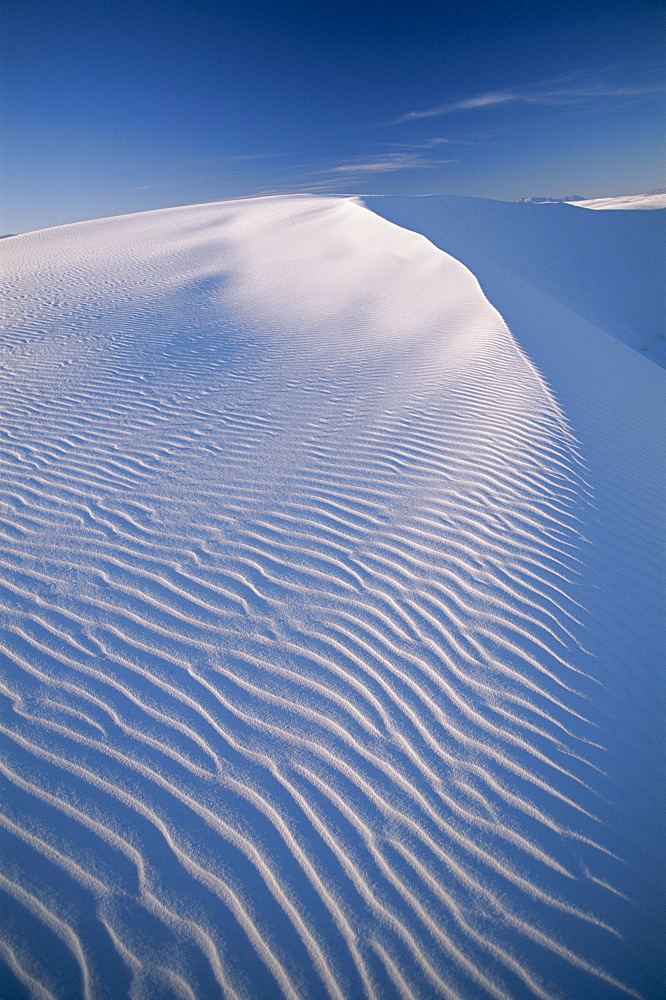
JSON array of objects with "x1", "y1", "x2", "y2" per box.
[{"x1": 1, "y1": 0, "x2": 664, "y2": 233}]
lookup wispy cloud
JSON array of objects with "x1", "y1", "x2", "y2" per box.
[
  {"x1": 133, "y1": 179, "x2": 181, "y2": 192},
  {"x1": 330, "y1": 158, "x2": 449, "y2": 175},
  {"x1": 384, "y1": 136, "x2": 497, "y2": 150},
  {"x1": 324, "y1": 152, "x2": 456, "y2": 175},
  {"x1": 391, "y1": 73, "x2": 666, "y2": 124},
  {"x1": 268, "y1": 149, "x2": 458, "y2": 195}
]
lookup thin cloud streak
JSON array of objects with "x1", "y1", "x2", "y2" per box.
[
  {"x1": 329, "y1": 156, "x2": 455, "y2": 174},
  {"x1": 392, "y1": 76, "x2": 666, "y2": 123},
  {"x1": 384, "y1": 136, "x2": 493, "y2": 149}
]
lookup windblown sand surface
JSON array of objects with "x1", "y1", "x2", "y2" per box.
[{"x1": 0, "y1": 195, "x2": 663, "y2": 1000}]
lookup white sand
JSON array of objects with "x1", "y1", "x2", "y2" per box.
[
  {"x1": 568, "y1": 193, "x2": 666, "y2": 210},
  {"x1": 365, "y1": 193, "x2": 665, "y2": 364},
  {"x1": 0, "y1": 195, "x2": 663, "y2": 1000}
]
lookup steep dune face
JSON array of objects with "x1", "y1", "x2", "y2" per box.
[
  {"x1": 0, "y1": 196, "x2": 662, "y2": 1000},
  {"x1": 364, "y1": 195, "x2": 665, "y2": 365}
]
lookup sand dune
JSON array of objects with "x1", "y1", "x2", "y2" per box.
[
  {"x1": 0, "y1": 195, "x2": 663, "y2": 999},
  {"x1": 364, "y1": 194, "x2": 665, "y2": 365},
  {"x1": 568, "y1": 194, "x2": 666, "y2": 210}
]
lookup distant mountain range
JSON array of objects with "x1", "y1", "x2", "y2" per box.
[
  {"x1": 517, "y1": 188, "x2": 665, "y2": 204},
  {"x1": 516, "y1": 196, "x2": 585, "y2": 203}
]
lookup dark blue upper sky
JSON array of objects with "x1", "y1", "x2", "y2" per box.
[{"x1": 1, "y1": 0, "x2": 664, "y2": 233}]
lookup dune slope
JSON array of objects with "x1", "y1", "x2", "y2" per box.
[
  {"x1": 364, "y1": 194, "x2": 665, "y2": 365},
  {"x1": 0, "y1": 195, "x2": 663, "y2": 1000}
]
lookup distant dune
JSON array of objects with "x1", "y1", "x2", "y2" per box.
[
  {"x1": 0, "y1": 195, "x2": 663, "y2": 1000},
  {"x1": 568, "y1": 193, "x2": 666, "y2": 210}
]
